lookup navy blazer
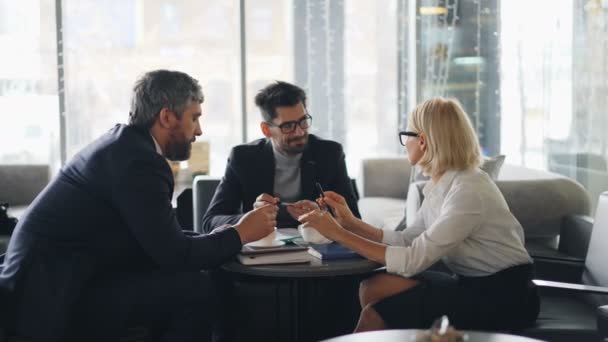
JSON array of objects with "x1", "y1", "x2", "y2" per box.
[
  {"x1": 201, "y1": 134, "x2": 360, "y2": 232},
  {"x1": 0, "y1": 124, "x2": 242, "y2": 340}
]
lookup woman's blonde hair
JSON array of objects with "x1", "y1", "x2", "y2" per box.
[{"x1": 408, "y1": 97, "x2": 481, "y2": 177}]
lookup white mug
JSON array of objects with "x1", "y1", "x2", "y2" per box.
[
  {"x1": 253, "y1": 227, "x2": 277, "y2": 246},
  {"x1": 298, "y1": 224, "x2": 332, "y2": 244}
]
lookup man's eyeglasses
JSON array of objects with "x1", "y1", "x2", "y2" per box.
[
  {"x1": 399, "y1": 131, "x2": 419, "y2": 146},
  {"x1": 267, "y1": 114, "x2": 313, "y2": 134}
]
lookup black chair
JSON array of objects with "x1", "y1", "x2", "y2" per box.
[
  {"x1": 529, "y1": 214, "x2": 593, "y2": 283},
  {"x1": 517, "y1": 192, "x2": 608, "y2": 342},
  {"x1": 192, "y1": 176, "x2": 221, "y2": 233},
  {"x1": 350, "y1": 178, "x2": 360, "y2": 202},
  {"x1": 176, "y1": 188, "x2": 194, "y2": 230}
]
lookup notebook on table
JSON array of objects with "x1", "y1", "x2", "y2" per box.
[
  {"x1": 237, "y1": 243, "x2": 311, "y2": 265},
  {"x1": 307, "y1": 243, "x2": 363, "y2": 260},
  {"x1": 237, "y1": 249, "x2": 312, "y2": 266},
  {"x1": 240, "y1": 244, "x2": 308, "y2": 255}
]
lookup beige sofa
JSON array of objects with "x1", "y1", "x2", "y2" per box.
[{"x1": 358, "y1": 157, "x2": 593, "y2": 280}]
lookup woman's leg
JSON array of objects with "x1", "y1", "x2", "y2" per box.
[
  {"x1": 355, "y1": 273, "x2": 418, "y2": 332},
  {"x1": 355, "y1": 304, "x2": 386, "y2": 332},
  {"x1": 359, "y1": 272, "x2": 418, "y2": 308}
]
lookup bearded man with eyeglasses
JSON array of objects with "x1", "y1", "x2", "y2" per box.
[{"x1": 201, "y1": 81, "x2": 361, "y2": 232}]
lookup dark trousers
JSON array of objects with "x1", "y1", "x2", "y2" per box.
[{"x1": 66, "y1": 271, "x2": 217, "y2": 342}]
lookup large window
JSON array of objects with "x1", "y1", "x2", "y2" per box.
[
  {"x1": 244, "y1": 0, "x2": 293, "y2": 142},
  {"x1": 343, "y1": 0, "x2": 399, "y2": 175},
  {"x1": 4, "y1": 0, "x2": 608, "y2": 212},
  {"x1": 0, "y1": 0, "x2": 59, "y2": 167},
  {"x1": 409, "y1": 0, "x2": 608, "y2": 211},
  {"x1": 500, "y1": 0, "x2": 608, "y2": 210},
  {"x1": 62, "y1": 0, "x2": 241, "y2": 176}
]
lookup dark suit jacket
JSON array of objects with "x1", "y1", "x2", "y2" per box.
[
  {"x1": 201, "y1": 134, "x2": 360, "y2": 232},
  {"x1": 0, "y1": 124, "x2": 242, "y2": 340}
]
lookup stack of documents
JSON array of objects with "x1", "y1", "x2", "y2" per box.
[{"x1": 237, "y1": 244, "x2": 311, "y2": 266}]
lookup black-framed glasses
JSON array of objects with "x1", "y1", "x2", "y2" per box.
[
  {"x1": 398, "y1": 131, "x2": 419, "y2": 146},
  {"x1": 267, "y1": 114, "x2": 312, "y2": 134}
]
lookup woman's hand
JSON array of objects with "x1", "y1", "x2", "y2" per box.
[
  {"x1": 285, "y1": 200, "x2": 319, "y2": 220},
  {"x1": 318, "y1": 191, "x2": 357, "y2": 229},
  {"x1": 298, "y1": 209, "x2": 344, "y2": 241}
]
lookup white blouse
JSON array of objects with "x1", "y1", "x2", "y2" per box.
[{"x1": 382, "y1": 169, "x2": 531, "y2": 277}]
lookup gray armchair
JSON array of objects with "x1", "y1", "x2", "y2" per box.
[{"x1": 518, "y1": 192, "x2": 608, "y2": 342}]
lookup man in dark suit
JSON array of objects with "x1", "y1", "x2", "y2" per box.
[
  {"x1": 0, "y1": 70, "x2": 277, "y2": 342},
  {"x1": 201, "y1": 81, "x2": 360, "y2": 233}
]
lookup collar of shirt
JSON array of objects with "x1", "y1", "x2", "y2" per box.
[
  {"x1": 271, "y1": 140, "x2": 302, "y2": 166},
  {"x1": 150, "y1": 134, "x2": 163, "y2": 155},
  {"x1": 422, "y1": 170, "x2": 458, "y2": 200}
]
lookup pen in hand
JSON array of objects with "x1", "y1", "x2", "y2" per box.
[{"x1": 314, "y1": 182, "x2": 335, "y2": 216}]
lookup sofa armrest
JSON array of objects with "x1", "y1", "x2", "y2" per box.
[
  {"x1": 558, "y1": 214, "x2": 593, "y2": 259},
  {"x1": 599, "y1": 305, "x2": 608, "y2": 339},
  {"x1": 533, "y1": 279, "x2": 608, "y2": 295}
]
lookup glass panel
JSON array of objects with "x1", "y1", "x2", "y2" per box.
[
  {"x1": 245, "y1": 0, "x2": 398, "y2": 182},
  {"x1": 245, "y1": 0, "x2": 294, "y2": 142},
  {"x1": 344, "y1": 0, "x2": 399, "y2": 176},
  {"x1": 416, "y1": 0, "x2": 500, "y2": 156},
  {"x1": 501, "y1": 0, "x2": 608, "y2": 211},
  {"x1": 0, "y1": 0, "x2": 59, "y2": 166},
  {"x1": 62, "y1": 0, "x2": 240, "y2": 177}
]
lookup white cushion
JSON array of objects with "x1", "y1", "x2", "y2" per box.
[
  {"x1": 358, "y1": 197, "x2": 406, "y2": 230},
  {"x1": 406, "y1": 181, "x2": 426, "y2": 228}
]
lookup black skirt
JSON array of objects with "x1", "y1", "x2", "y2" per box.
[{"x1": 372, "y1": 263, "x2": 540, "y2": 331}]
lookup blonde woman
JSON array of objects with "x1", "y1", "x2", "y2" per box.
[{"x1": 299, "y1": 97, "x2": 539, "y2": 332}]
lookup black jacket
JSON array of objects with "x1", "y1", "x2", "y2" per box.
[
  {"x1": 201, "y1": 134, "x2": 360, "y2": 232},
  {"x1": 0, "y1": 124, "x2": 242, "y2": 340}
]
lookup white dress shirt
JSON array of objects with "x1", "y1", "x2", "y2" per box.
[
  {"x1": 382, "y1": 169, "x2": 531, "y2": 277},
  {"x1": 151, "y1": 135, "x2": 163, "y2": 155}
]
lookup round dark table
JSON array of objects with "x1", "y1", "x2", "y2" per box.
[
  {"x1": 221, "y1": 256, "x2": 382, "y2": 278},
  {"x1": 320, "y1": 329, "x2": 546, "y2": 342},
  {"x1": 219, "y1": 257, "x2": 384, "y2": 342}
]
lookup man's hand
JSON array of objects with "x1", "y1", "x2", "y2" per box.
[
  {"x1": 285, "y1": 200, "x2": 319, "y2": 221},
  {"x1": 234, "y1": 203, "x2": 278, "y2": 244},
  {"x1": 253, "y1": 193, "x2": 279, "y2": 209}
]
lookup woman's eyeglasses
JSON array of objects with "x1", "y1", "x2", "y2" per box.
[{"x1": 398, "y1": 131, "x2": 419, "y2": 146}]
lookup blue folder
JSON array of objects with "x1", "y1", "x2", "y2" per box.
[{"x1": 308, "y1": 243, "x2": 363, "y2": 260}]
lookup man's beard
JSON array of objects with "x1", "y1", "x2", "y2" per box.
[
  {"x1": 281, "y1": 134, "x2": 308, "y2": 155},
  {"x1": 166, "y1": 132, "x2": 192, "y2": 161}
]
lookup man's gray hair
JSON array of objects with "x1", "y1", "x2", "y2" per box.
[{"x1": 129, "y1": 70, "x2": 204, "y2": 129}]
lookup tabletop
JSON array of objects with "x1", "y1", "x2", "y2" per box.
[
  {"x1": 222, "y1": 257, "x2": 383, "y2": 278},
  {"x1": 320, "y1": 329, "x2": 545, "y2": 342}
]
